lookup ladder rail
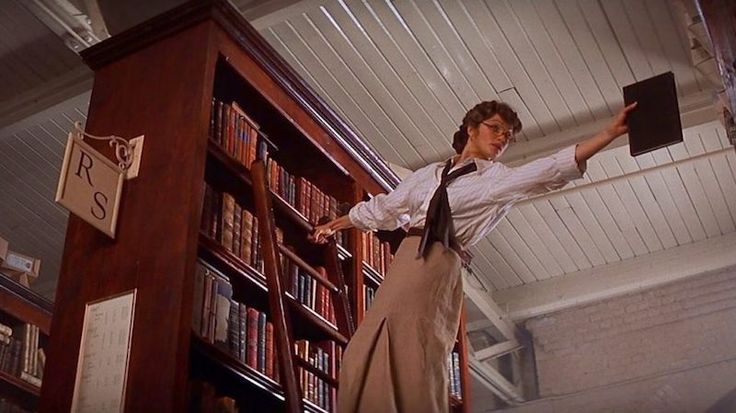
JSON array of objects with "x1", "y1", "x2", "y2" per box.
[
  {"x1": 251, "y1": 159, "x2": 302, "y2": 413},
  {"x1": 322, "y1": 234, "x2": 356, "y2": 338},
  {"x1": 251, "y1": 152, "x2": 357, "y2": 412}
]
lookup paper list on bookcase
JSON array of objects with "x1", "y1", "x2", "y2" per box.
[{"x1": 71, "y1": 290, "x2": 136, "y2": 413}]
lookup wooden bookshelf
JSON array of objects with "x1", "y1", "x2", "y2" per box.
[
  {"x1": 0, "y1": 273, "x2": 52, "y2": 412},
  {"x1": 38, "y1": 1, "x2": 470, "y2": 412}
]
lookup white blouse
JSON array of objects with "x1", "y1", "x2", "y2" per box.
[{"x1": 348, "y1": 145, "x2": 586, "y2": 249}]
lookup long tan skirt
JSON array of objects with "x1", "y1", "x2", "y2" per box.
[{"x1": 337, "y1": 236, "x2": 463, "y2": 413}]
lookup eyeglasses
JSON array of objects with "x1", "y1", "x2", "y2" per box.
[{"x1": 481, "y1": 121, "x2": 516, "y2": 143}]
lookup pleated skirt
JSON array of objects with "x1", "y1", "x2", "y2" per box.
[{"x1": 337, "y1": 236, "x2": 463, "y2": 413}]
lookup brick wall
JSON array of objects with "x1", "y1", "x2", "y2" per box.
[{"x1": 491, "y1": 265, "x2": 736, "y2": 412}]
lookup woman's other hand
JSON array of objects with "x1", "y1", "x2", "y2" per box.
[
  {"x1": 309, "y1": 223, "x2": 335, "y2": 244},
  {"x1": 575, "y1": 101, "x2": 638, "y2": 163},
  {"x1": 604, "y1": 101, "x2": 638, "y2": 140}
]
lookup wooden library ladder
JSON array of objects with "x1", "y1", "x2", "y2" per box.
[{"x1": 251, "y1": 157, "x2": 356, "y2": 413}]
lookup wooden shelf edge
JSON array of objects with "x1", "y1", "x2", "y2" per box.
[
  {"x1": 336, "y1": 244, "x2": 352, "y2": 260},
  {"x1": 0, "y1": 369, "x2": 40, "y2": 411},
  {"x1": 285, "y1": 294, "x2": 347, "y2": 346},
  {"x1": 191, "y1": 334, "x2": 333, "y2": 413},
  {"x1": 0, "y1": 275, "x2": 52, "y2": 313},
  {"x1": 191, "y1": 333, "x2": 282, "y2": 396},
  {"x1": 304, "y1": 398, "x2": 330, "y2": 413},
  {"x1": 0, "y1": 274, "x2": 53, "y2": 335},
  {"x1": 271, "y1": 193, "x2": 313, "y2": 233},
  {"x1": 199, "y1": 234, "x2": 268, "y2": 291},
  {"x1": 361, "y1": 262, "x2": 384, "y2": 284},
  {"x1": 363, "y1": 270, "x2": 382, "y2": 288}
]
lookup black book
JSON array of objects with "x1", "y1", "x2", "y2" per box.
[{"x1": 623, "y1": 71, "x2": 683, "y2": 156}]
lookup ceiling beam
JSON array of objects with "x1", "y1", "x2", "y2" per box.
[
  {"x1": 500, "y1": 89, "x2": 719, "y2": 166},
  {"x1": 463, "y1": 268, "x2": 521, "y2": 341},
  {"x1": 493, "y1": 231, "x2": 736, "y2": 321},
  {"x1": 468, "y1": 357, "x2": 525, "y2": 405},
  {"x1": 19, "y1": 0, "x2": 104, "y2": 50},
  {"x1": 81, "y1": 0, "x2": 110, "y2": 39},
  {"x1": 475, "y1": 340, "x2": 523, "y2": 362}
]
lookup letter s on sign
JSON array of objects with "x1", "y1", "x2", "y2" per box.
[{"x1": 91, "y1": 191, "x2": 108, "y2": 220}]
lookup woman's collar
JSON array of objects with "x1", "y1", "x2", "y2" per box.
[{"x1": 445, "y1": 155, "x2": 495, "y2": 172}]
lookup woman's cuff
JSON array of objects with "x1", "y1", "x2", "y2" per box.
[
  {"x1": 555, "y1": 145, "x2": 586, "y2": 181},
  {"x1": 348, "y1": 204, "x2": 372, "y2": 231}
]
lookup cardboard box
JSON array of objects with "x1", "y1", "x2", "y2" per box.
[{"x1": 0, "y1": 236, "x2": 41, "y2": 288}]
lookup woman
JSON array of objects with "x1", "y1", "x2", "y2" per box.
[{"x1": 311, "y1": 100, "x2": 637, "y2": 413}]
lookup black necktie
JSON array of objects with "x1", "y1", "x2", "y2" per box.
[{"x1": 417, "y1": 159, "x2": 477, "y2": 259}]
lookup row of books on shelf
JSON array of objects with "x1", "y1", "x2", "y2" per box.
[
  {"x1": 266, "y1": 160, "x2": 344, "y2": 238},
  {"x1": 209, "y1": 99, "x2": 260, "y2": 170},
  {"x1": 361, "y1": 231, "x2": 393, "y2": 276},
  {"x1": 193, "y1": 261, "x2": 279, "y2": 382},
  {"x1": 284, "y1": 260, "x2": 336, "y2": 325},
  {"x1": 294, "y1": 339, "x2": 342, "y2": 410},
  {"x1": 448, "y1": 351, "x2": 462, "y2": 399},
  {"x1": 208, "y1": 98, "x2": 347, "y2": 247},
  {"x1": 202, "y1": 184, "x2": 273, "y2": 274},
  {"x1": 202, "y1": 184, "x2": 349, "y2": 272},
  {"x1": 0, "y1": 323, "x2": 43, "y2": 388},
  {"x1": 193, "y1": 261, "x2": 342, "y2": 384}
]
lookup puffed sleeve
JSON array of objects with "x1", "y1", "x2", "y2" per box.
[
  {"x1": 348, "y1": 168, "x2": 423, "y2": 231},
  {"x1": 504, "y1": 145, "x2": 586, "y2": 200}
]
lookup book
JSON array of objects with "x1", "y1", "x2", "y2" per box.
[{"x1": 623, "y1": 71, "x2": 683, "y2": 156}]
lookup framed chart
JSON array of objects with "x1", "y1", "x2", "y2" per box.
[{"x1": 71, "y1": 290, "x2": 137, "y2": 413}]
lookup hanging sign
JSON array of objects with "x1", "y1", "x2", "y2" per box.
[{"x1": 55, "y1": 123, "x2": 143, "y2": 239}]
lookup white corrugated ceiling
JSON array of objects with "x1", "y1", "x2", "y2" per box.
[
  {"x1": 240, "y1": 0, "x2": 731, "y2": 312},
  {"x1": 247, "y1": 0, "x2": 707, "y2": 168}
]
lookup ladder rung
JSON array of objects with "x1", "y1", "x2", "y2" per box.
[
  {"x1": 278, "y1": 245, "x2": 339, "y2": 293},
  {"x1": 294, "y1": 356, "x2": 338, "y2": 387}
]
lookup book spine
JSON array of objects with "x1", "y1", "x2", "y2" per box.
[
  {"x1": 265, "y1": 322, "x2": 274, "y2": 378},
  {"x1": 246, "y1": 308, "x2": 258, "y2": 369},
  {"x1": 257, "y1": 312, "x2": 267, "y2": 373}
]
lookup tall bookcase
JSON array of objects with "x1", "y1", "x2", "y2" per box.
[
  {"x1": 39, "y1": 1, "x2": 469, "y2": 412},
  {"x1": 0, "y1": 274, "x2": 52, "y2": 412}
]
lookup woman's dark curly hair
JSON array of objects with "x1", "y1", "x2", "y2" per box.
[{"x1": 452, "y1": 101, "x2": 522, "y2": 154}]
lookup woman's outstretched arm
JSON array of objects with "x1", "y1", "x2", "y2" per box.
[{"x1": 575, "y1": 102, "x2": 638, "y2": 164}]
